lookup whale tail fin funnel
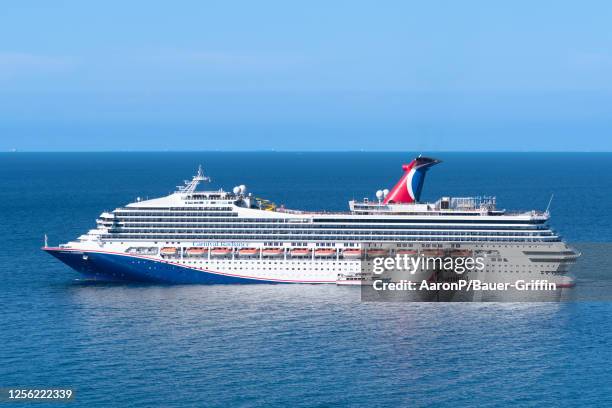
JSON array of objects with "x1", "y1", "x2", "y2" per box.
[{"x1": 383, "y1": 156, "x2": 441, "y2": 204}]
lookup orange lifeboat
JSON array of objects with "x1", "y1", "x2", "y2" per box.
[
  {"x1": 314, "y1": 248, "x2": 336, "y2": 257},
  {"x1": 186, "y1": 247, "x2": 207, "y2": 256},
  {"x1": 160, "y1": 247, "x2": 178, "y2": 256},
  {"x1": 396, "y1": 249, "x2": 418, "y2": 256},
  {"x1": 366, "y1": 249, "x2": 389, "y2": 257},
  {"x1": 422, "y1": 249, "x2": 445, "y2": 257},
  {"x1": 290, "y1": 248, "x2": 311, "y2": 257},
  {"x1": 210, "y1": 247, "x2": 232, "y2": 256},
  {"x1": 450, "y1": 249, "x2": 473, "y2": 257},
  {"x1": 239, "y1": 248, "x2": 260, "y2": 256},
  {"x1": 262, "y1": 248, "x2": 283, "y2": 257},
  {"x1": 342, "y1": 249, "x2": 362, "y2": 259}
]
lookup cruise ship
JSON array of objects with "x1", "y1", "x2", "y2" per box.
[{"x1": 43, "y1": 156, "x2": 579, "y2": 285}]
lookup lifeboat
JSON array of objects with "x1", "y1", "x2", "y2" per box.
[
  {"x1": 186, "y1": 247, "x2": 207, "y2": 256},
  {"x1": 314, "y1": 248, "x2": 336, "y2": 257},
  {"x1": 160, "y1": 247, "x2": 178, "y2": 256},
  {"x1": 210, "y1": 247, "x2": 232, "y2": 256},
  {"x1": 450, "y1": 249, "x2": 473, "y2": 257},
  {"x1": 290, "y1": 248, "x2": 311, "y2": 257},
  {"x1": 422, "y1": 249, "x2": 445, "y2": 257},
  {"x1": 239, "y1": 248, "x2": 260, "y2": 256},
  {"x1": 396, "y1": 249, "x2": 418, "y2": 256},
  {"x1": 262, "y1": 248, "x2": 283, "y2": 257},
  {"x1": 342, "y1": 249, "x2": 362, "y2": 259},
  {"x1": 366, "y1": 249, "x2": 389, "y2": 257}
]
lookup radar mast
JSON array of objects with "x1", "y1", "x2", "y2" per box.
[{"x1": 177, "y1": 165, "x2": 211, "y2": 193}]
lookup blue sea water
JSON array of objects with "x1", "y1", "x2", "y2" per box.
[{"x1": 1, "y1": 152, "x2": 612, "y2": 407}]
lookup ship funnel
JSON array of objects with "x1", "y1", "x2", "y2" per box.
[{"x1": 383, "y1": 156, "x2": 441, "y2": 204}]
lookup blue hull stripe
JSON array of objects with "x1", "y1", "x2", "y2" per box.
[{"x1": 43, "y1": 248, "x2": 335, "y2": 284}]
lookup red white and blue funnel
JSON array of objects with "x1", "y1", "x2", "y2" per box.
[{"x1": 383, "y1": 156, "x2": 441, "y2": 204}]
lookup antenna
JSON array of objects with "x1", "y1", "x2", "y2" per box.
[
  {"x1": 545, "y1": 193, "x2": 554, "y2": 214},
  {"x1": 177, "y1": 165, "x2": 211, "y2": 193}
]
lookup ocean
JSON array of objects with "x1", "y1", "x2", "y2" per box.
[{"x1": 1, "y1": 152, "x2": 611, "y2": 407}]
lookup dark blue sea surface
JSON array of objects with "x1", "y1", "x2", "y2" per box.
[{"x1": 1, "y1": 152, "x2": 612, "y2": 407}]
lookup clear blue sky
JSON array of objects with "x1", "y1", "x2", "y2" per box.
[{"x1": 1, "y1": 0, "x2": 611, "y2": 151}]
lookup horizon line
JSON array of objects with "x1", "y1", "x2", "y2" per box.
[{"x1": 1, "y1": 150, "x2": 611, "y2": 153}]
